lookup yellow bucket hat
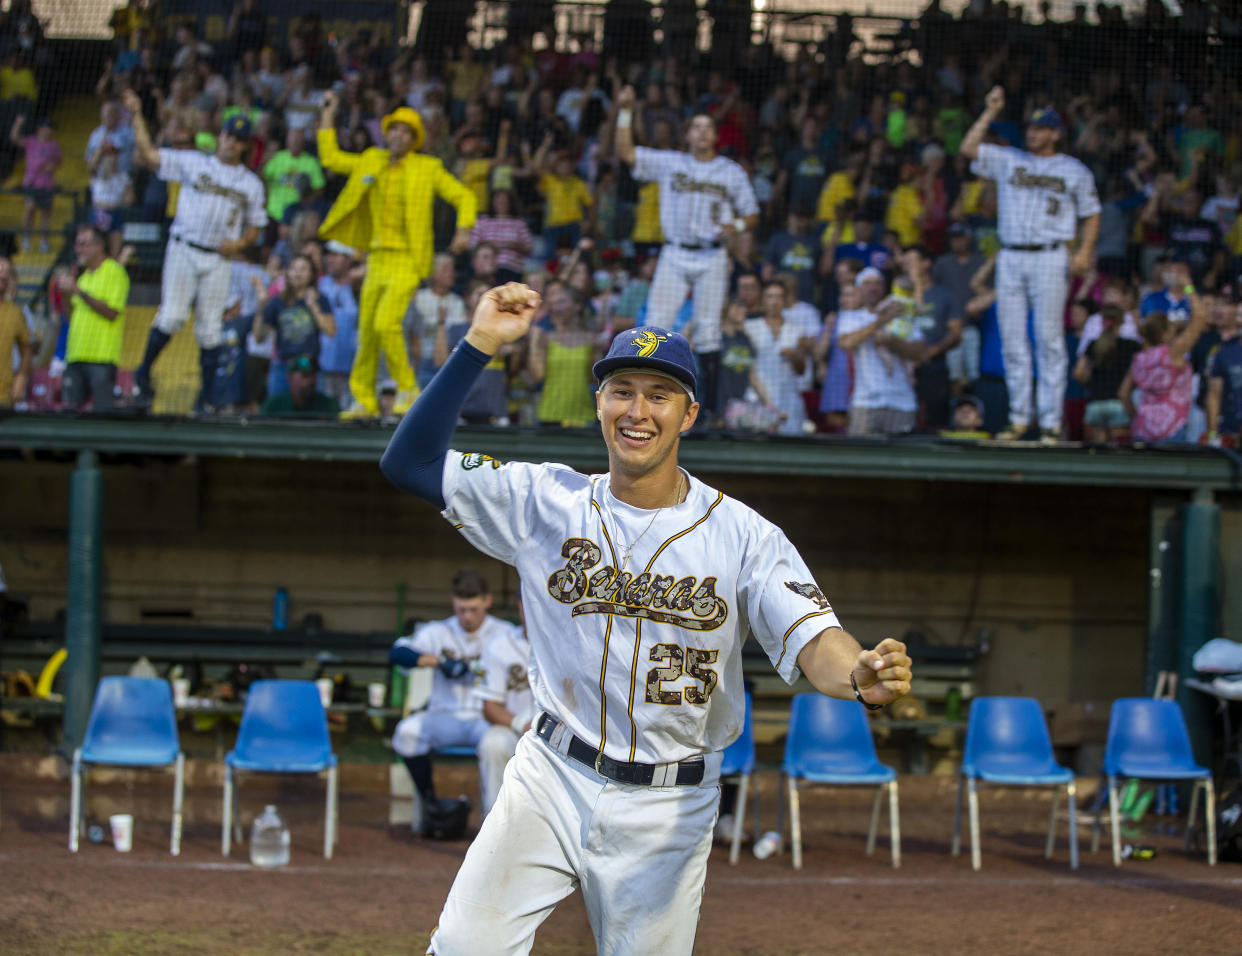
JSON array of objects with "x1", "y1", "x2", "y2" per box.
[{"x1": 381, "y1": 106, "x2": 425, "y2": 150}]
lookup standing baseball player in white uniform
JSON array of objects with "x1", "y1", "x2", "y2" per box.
[
  {"x1": 473, "y1": 598, "x2": 533, "y2": 819},
  {"x1": 380, "y1": 282, "x2": 912, "y2": 955},
  {"x1": 612, "y1": 86, "x2": 758, "y2": 422},
  {"x1": 389, "y1": 568, "x2": 509, "y2": 832},
  {"x1": 122, "y1": 88, "x2": 268, "y2": 414},
  {"x1": 961, "y1": 87, "x2": 1100, "y2": 442}
]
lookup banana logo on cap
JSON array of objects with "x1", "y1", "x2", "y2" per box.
[{"x1": 633, "y1": 330, "x2": 667, "y2": 357}]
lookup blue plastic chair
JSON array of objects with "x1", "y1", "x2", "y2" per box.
[
  {"x1": 69, "y1": 676, "x2": 184, "y2": 855},
  {"x1": 719, "y1": 692, "x2": 759, "y2": 865},
  {"x1": 951, "y1": 697, "x2": 1078, "y2": 871},
  {"x1": 1091, "y1": 698, "x2": 1216, "y2": 866},
  {"x1": 221, "y1": 680, "x2": 338, "y2": 860},
  {"x1": 782, "y1": 693, "x2": 900, "y2": 869},
  {"x1": 434, "y1": 745, "x2": 478, "y2": 758}
]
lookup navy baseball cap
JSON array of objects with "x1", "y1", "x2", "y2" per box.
[
  {"x1": 1029, "y1": 108, "x2": 1062, "y2": 130},
  {"x1": 221, "y1": 114, "x2": 253, "y2": 139},
  {"x1": 593, "y1": 326, "x2": 698, "y2": 401}
]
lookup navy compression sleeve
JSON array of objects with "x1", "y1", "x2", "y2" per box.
[
  {"x1": 388, "y1": 645, "x2": 422, "y2": 668},
  {"x1": 379, "y1": 339, "x2": 490, "y2": 509}
]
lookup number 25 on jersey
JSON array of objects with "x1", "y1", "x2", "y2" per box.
[{"x1": 646, "y1": 644, "x2": 719, "y2": 705}]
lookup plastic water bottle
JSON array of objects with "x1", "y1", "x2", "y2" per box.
[
  {"x1": 250, "y1": 805, "x2": 290, "y2": 867},
  {"x1": 753, "y1": 830, "x2": 783, "y2": 860},
  {"x1": 272, "y1": 588, "x2": 288, "y2": 631}
]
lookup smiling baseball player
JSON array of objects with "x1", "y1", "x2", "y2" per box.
[
  {"x1": 379, "y1": 282, "x2": 912, "y2": 955},
  {"x1": 961, "y1": 87, "x2": 1100, "y2": 442},
  {"x1": 612, "y1": 86, "x2": 758, "y2": 421},
  {"x1": 123, "y1": 89, "x2": 268, "y2": 414}
]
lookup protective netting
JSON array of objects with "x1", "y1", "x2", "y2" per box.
[{"x1": 2, "y1": 1, "x2": 1239, "y2": 445}]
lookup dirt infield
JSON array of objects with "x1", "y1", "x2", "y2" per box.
[{"x1": 3, "y1": 769, "x2": 1242, "y2": 955}]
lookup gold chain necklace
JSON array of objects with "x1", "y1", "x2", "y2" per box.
[{"x1": 609, "y1": 472, "x2": 685, "y2": 572}]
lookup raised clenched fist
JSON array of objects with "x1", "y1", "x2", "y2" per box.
[
  {"x1": 465, "y1": 282, "x2": 542, "y2": 354},
  {"x1": 490, "y1": 282, "x2": 539, "y2": 315},
  {"x1": 985, "y1": 86, "x2": 1005, "y2": 113}
]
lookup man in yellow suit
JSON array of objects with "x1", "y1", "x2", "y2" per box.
[{"x1": 318, "y1": 91, "x2": 477, "y2": 418}]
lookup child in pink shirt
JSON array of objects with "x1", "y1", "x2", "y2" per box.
[{"x1": 9, "y1": 115, "x2": 62, "y2": 252}]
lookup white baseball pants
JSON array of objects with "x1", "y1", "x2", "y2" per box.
[
  {"x1": 647, "y1": 245, "x2": 728, "y2": 353},
  {"x1": 391, "y1": 710, "x2": 490, "y2": 758},
  {"x1": 995, "y1": 246, "x2": 1069, "y2": 431},
  {"x1": 152, "y1": 239, "x2": 232, "y2": 349},
  {"x1": 429, "y1": 732, "x2": 720, "y2": 956},
  {"x1": 477, "y1": 724, "x2": 519, "y2": 817}
]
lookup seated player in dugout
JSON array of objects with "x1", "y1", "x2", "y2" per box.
[
  {"x1": 388, "y1": 568, "x2": 510, "y2": 834},
  {"x1": 380, "y1": 282, "x2": 912, "y2": 955}
]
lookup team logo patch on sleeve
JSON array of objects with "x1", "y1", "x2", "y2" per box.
[
  {"x1": 461, "y1": 453, "x2": 503, "y2": 470},
  {"x1": 785, "y1": 581, "x2": 831, "y2": 610}
]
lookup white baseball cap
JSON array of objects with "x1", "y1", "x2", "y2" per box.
[
  {"x1": 855, "y1": 266, "x2": 884, "y2": 287},
  {"x1": 325, "y1": 240, "x2": 356, "y2": 258}
]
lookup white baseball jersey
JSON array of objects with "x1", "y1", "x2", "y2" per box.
[
  {"x1": 633, "y1": 146, "x2": 758, "y2": 247},
  {"x1": 158, "y1": 148, "x2": 268, "y2": 248},
  {"x1": 473, "y1": 624, "x2": 534, "y2": 725},
  {"x1": 440, "y1": 452, "x2": 840, "y2": 764},
  {"x1": 971, "y1": 143, "x2": 1100, "y2": 245},
  {"x1": 392, "y1": 613, "x2": 508, "y2": 716}
]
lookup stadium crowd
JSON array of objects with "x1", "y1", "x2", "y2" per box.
[{"x1": 1, "y1": 0, "x2": 1241, "y2": 446}]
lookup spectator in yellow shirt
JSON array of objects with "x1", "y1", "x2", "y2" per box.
[
  {"x1": 455, "y1": 133, "x2": 493, "y2": 215},
  {"x1": 0, "y1": 256, "x2": 30, "y2": 407},
  {"x1": 59, "y1": 225, "x2": 130, "y2": 412},
  {"x1": 0, "y1": 51, "x2": 37, "y2": 102},
  {"x1": 815, "y1": 152, "x2": 863, "y2": 226},
  {"x1": 885, "y1": 160, "x2": 926, "y2": 248},
  {"x1": 631, "y1": 180, "x2": 664, "y2": 255},
  {"x1": 536, "y1": 138, "x2": 592, "y2": 258}
]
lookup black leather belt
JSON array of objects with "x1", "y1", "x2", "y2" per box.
[
  {"x1": 674, "y1": 241, "x2": 722, "y2": 252},
  {"x1": 172, "y1": 235, "x2": 220, "y2": 255},
  {"x1": 536, "y1": 713, "x2": 705, "y2": 786},
  {"x1": 1004, "y1": 242, "x2": 1063, "y2": 252}
]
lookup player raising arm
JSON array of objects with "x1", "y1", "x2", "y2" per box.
[
  {"x1": 123, "y1": 87, "x2": 267, "y2": 413},
  {"x1": 960, "y1": 86, "x2": 1100, "y2": 442},
  {"x1": 380, "y1": 282, "x2": 911, "y2": 956},
  {"x1": 611, "y1": 85, "x2": 759, "y2": 421}
]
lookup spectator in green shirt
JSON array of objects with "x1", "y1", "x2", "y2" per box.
[
  {"x1": 262, "y1": 127, "x2": 324, "y2": 224},
  {"x1": 1175, "y1": 105, "x2": 1224, "y2": 180},
  {"x1": 260, "y1": 354, "x2": 340, "y2": 416},
  {"x1": 60, "y1": 224, "x2": 130, "y2": 412}
]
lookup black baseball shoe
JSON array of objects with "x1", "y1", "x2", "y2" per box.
[{"x1": 130, "y1": 375, "x2": 154, "y2": 411}]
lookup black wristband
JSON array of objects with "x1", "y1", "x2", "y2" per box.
[{"x1": 851, "y1": 672, "x2": 883, "y2": 711}]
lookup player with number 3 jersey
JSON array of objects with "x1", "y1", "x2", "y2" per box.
[
  {"x1": 961, "y1": 87, "x2": 1100, "y2": 442},
  {"x1": 612, "y1": 86, "x2": 759, "y2": 420},
  {"x1": 380, "y1": 283, "x2": 913, "y2": 955},
  {"x1": 123, "y1": 89, "x2": 267, "y2": 413}
]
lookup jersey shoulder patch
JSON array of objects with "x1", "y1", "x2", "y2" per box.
[
  {"x1": 785, "y1": 580, "x2": 831, "y2": 610},
  {"x1": 460, "y1": 452, "x2": 504, "y2": 471}
]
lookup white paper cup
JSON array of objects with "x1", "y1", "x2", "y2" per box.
[
  {"x1": 316, "y1": 677, "x2": 334, "y2": 708},
  {"x1": 367, "y1": 682, "x2": 386, "y2": 708},
  {"x1": 172, "y1": 678, "x2": 190, "y2": 707},
  {"x1": 110, "y1": 813, "x2": 133, "y2": 852}
]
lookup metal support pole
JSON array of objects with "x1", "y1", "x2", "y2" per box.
[
  {"x1": 1178, "y1": 487, "x2": 1219, "y2": 765},
  {"x1": 1144, "y1": 494, "x2": 1182, "y2": 693},
  {"x1": 62, "y1": 449, "x2": 103, "y2": 755}
]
